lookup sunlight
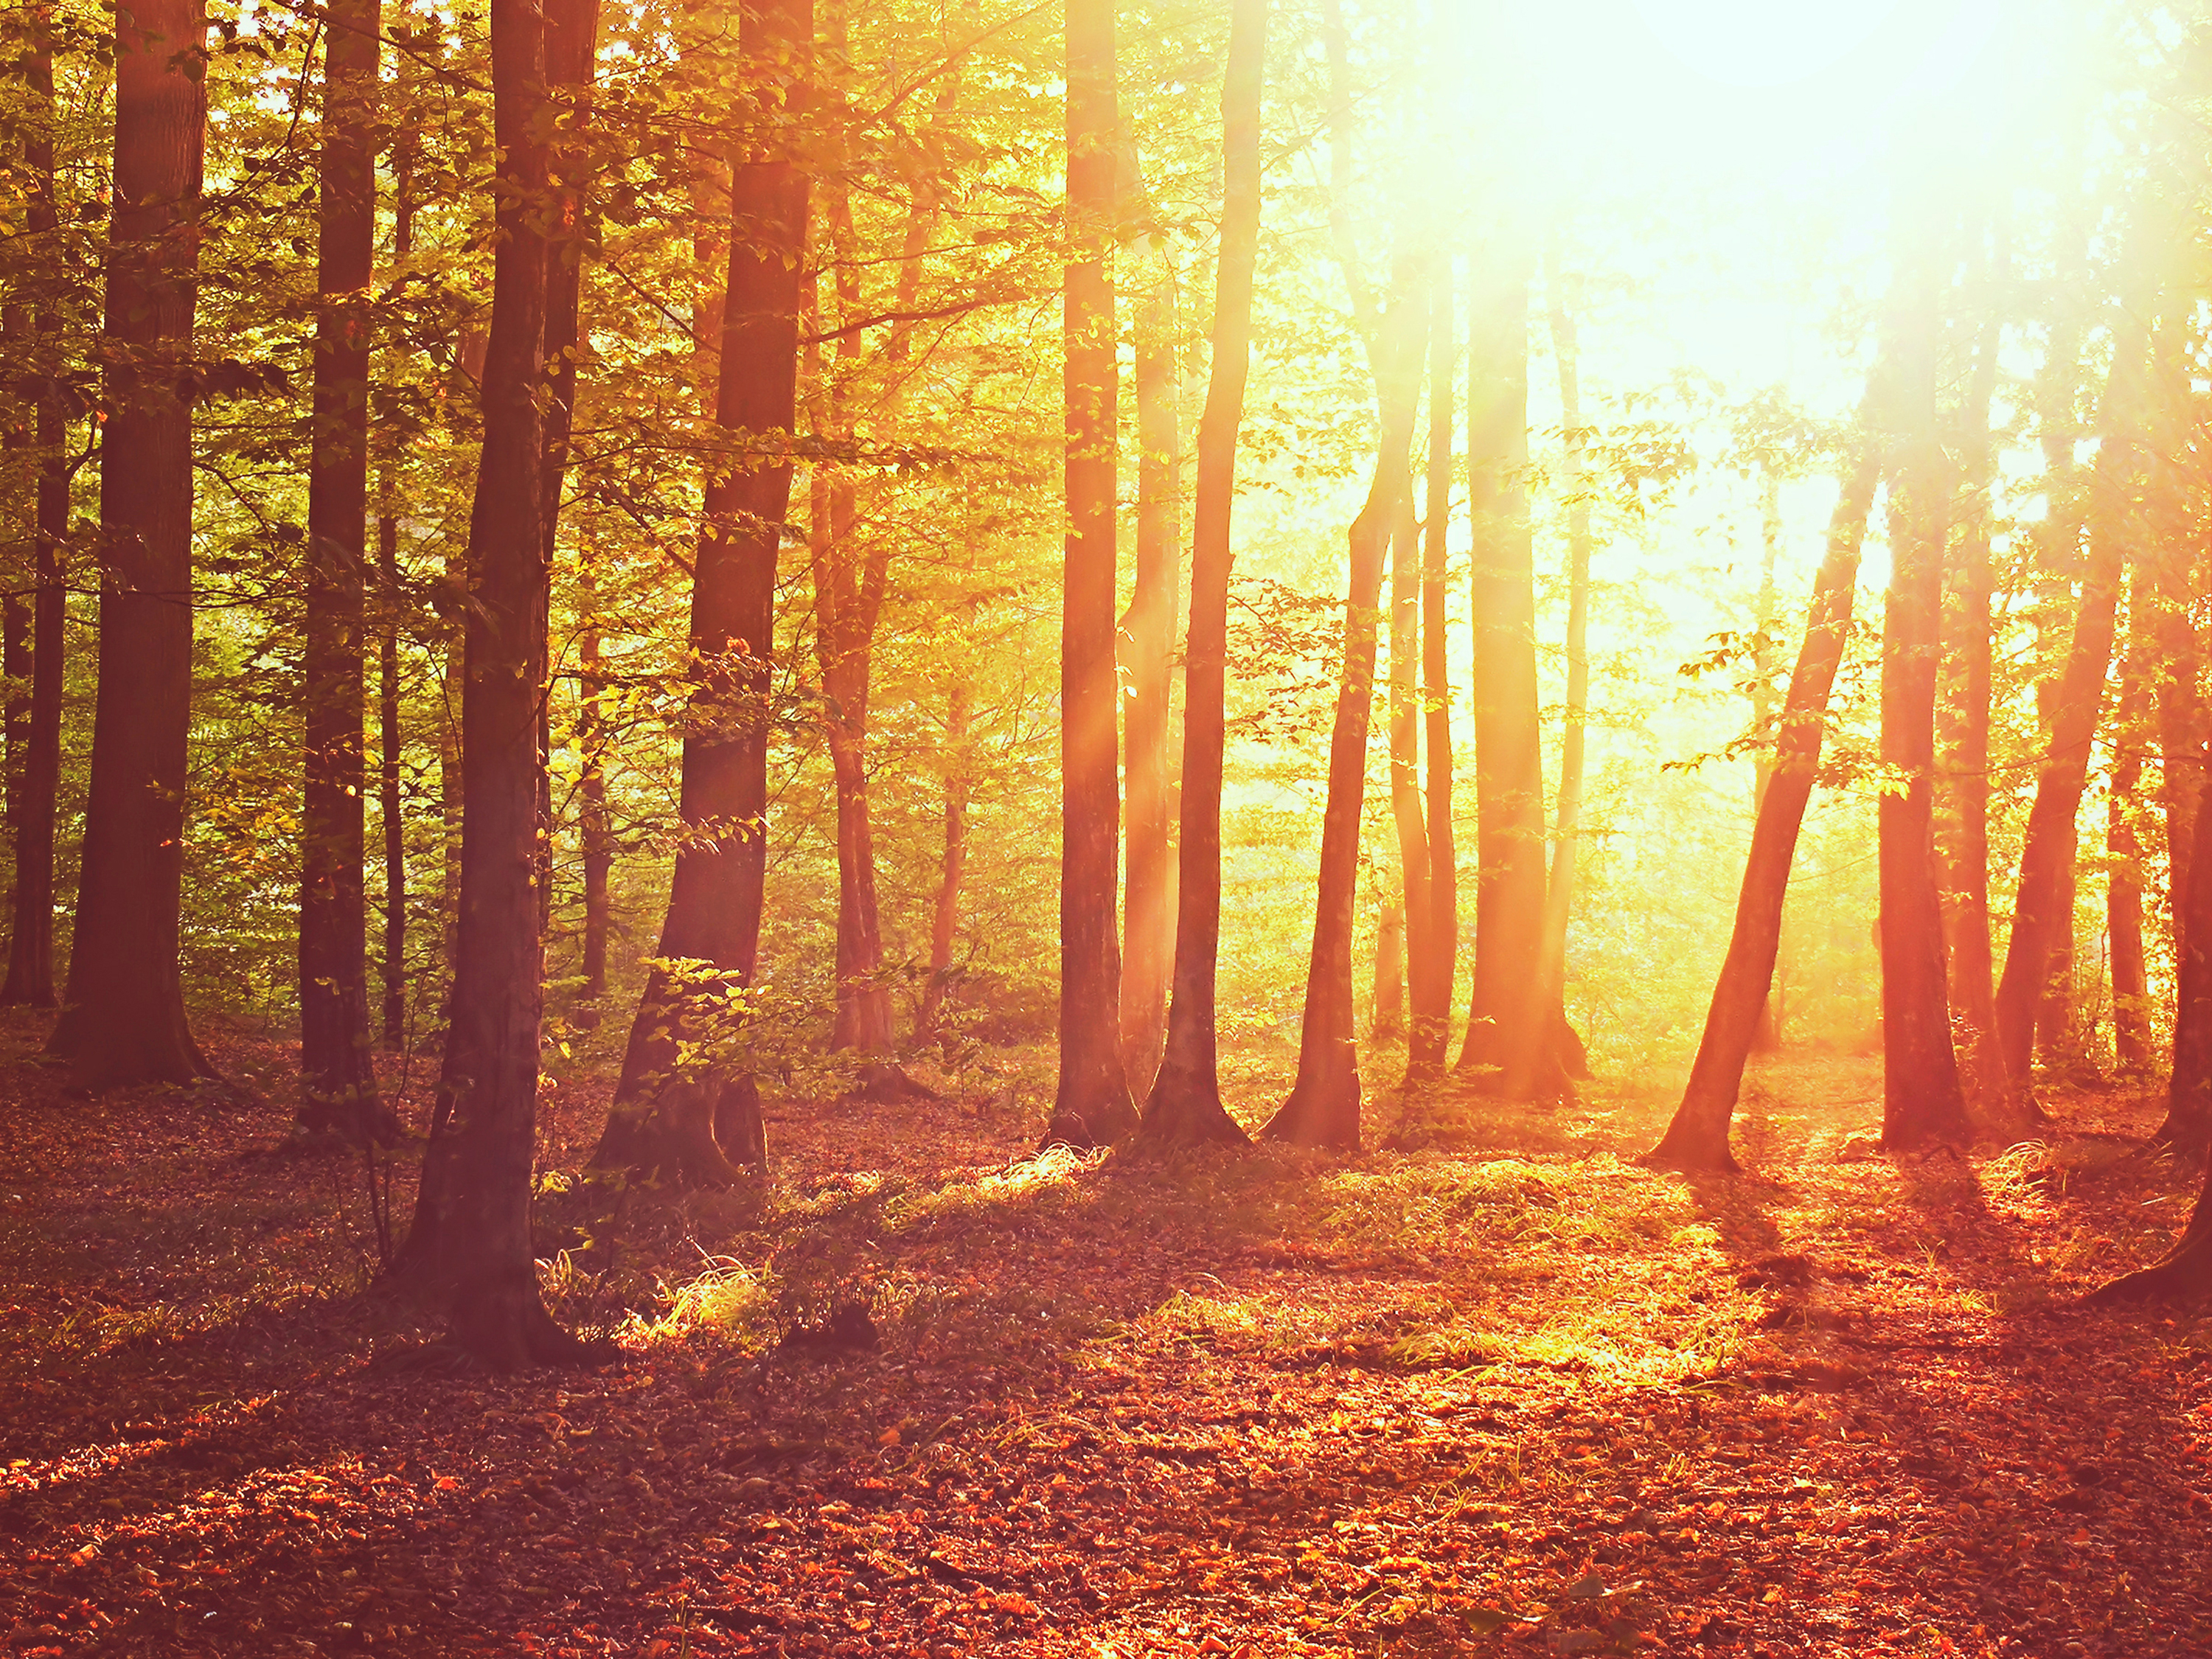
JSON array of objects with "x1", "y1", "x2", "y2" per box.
[{"x1": 1630, "y1": 0, "x2": 1908, "y2": 88}]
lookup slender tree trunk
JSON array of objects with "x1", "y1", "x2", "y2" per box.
[
  {"x1": 3, "y1": 305, "x2": 27, "y2": 921},
  {"x1": 1371, "y1": 897, "x2": 1405, "y2": 1039},
  {"x1": 1414, "y1": 263, "x2": 1455, "y2": 1076},
  {"x1": 3, "y1": 24, "x2": 63, "y2": 1009},
  {"x1": 378, "y1": 510, "x2": 406, "y2": 1043},
  {"x1": 386, "y1": 0, "x2": 586, "y2": 1368},
  {"x1": 1385, "y1": 488, "x2": 1429, "y2": 1057},
  {"x1": 297, "y1": 0, "x2": 384, "y2": 1135},
  {"x1": 2110, "y1": 598, "x2": 2152, "y2": 1073},
  {"x1": 1120, "y1": 219, "x2": 1181, "y2": 1100},
  {"x1": 1935, "y1": 301, "x2": 2015, "y2": 1120},
  {"x1": 1456, "y1": 251, "x2": 1556, "y2": 1096},
  {"x1": 1512, "y1": 265, "x2": 1593, "y2": 1100},
  {"x1": 1993, "y1": 305, "x2": 2150, "y2": 1096},
  {"x1": 1878, "y1": 216, "x2": 1972, "y2": 1151},
  {"x1": 2154, "y1": 504, "x2": 2203, "y2": 961},
  {"x1": 1046, "y1": 0, "x2": 1137, "y2": 1148},
  {"x1": 47, "y1": 0, "x2": 215, "y2": 1090},
  {"x1": 2160, "y1": 725, "x2": 2212, "y2": 1152},
  {"x1": 1645, "y1": 449, "x2": 1880, "y2": 1170},
  {"x1": 917, "y1": 681, "x2": 970, "y2": 1043},
  {"x1": 1264, "y1": 277, "x2": 1425, "y2": 1150},
  {"x1": 1138, "y1": 0, "x2": 1264, "y2": 1149},
  {"x1": 576, "y1": 559, "x2": 610, "y2": 1001},
  {"x1": 593, "y1": 0, "x2": 810, "y2": 1184},
  {"x1": 1747, "y1": 469, "x2": 1781, "y2": 1052}
]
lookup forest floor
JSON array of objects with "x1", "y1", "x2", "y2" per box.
[{"x1": 4, "y1": 1012, "x2": 2212, "y2": 1658}]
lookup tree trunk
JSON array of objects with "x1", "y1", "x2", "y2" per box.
[
  {"x1": 1120, "y1": 215, "x2": 1181, "y2": 1102},
  {"x1": 592, "y1": 0, "x2": 810, "y2": 1185},
  {"x1": 1935, "y1": 296, "x2": 2016, "y2": 1120},
  {"x1": 2110, "y1": 599, "x2": 2152, "y2": 1074},
  {"x1": 1993, "y1": 305, "x2": 2150, "y2": 1096},
  {"x1": 1371, "y1": 896, "x2": 1405, "y2": 1040},
  {"x1": 3, "y1": 24, "x2": 63, "y2": 1009},
  {"x1": 297, "y1": 0, "x2": 385, "y2": 1136},
  {"x1": 47, "y1": 0, "x2": 215, "y2": 1091},
  {"x1": 2084, "y1": 1141, "x2": 2212, "y2": 1304},
  {"x1": 576, "y1": 559, "x2": 611, "y2": 1001},
  {"x1": 1455, "y1": 251, "x2": 1557, "y2": 1098},
  {"x1": 917, "y1": 681, "x2": 970, "y2": 1043},
  {"x1": 1138, "y1": 0, "x2": 1264, "y2": 1151},
  {"x1": 1512, "y1": 263, "x2": 1593, "y2": 1101},
  {"x1": 1747, "y1": 468, "x2": 1781, "y2": 1053},
  {"x1": 1645, "y1": 449, "x2": 1879, "y2": 1171},
  {"x1": 385, "y1": 0, "x2": 586, "y2": 1368},
  {"x1": 1045, "y1": 0, "x2": 1137, "y2": 1149},
  {"x1": 2154, "y1": 487, "x2": 2202, "y2": 961},
  {"x1": 1414, "y1": 262, "x2": 1455, "y2": 1076},
  {"x1": 1384, "y1": 487, "x2": 1428, "y2": 1057},
  {"x1": 2159, "y1": 729, "x2": 2212, "y2": 1152},
  {"x1": 374, "y1": 125, "x2": 416, "y2": 1051},
  {"x1": 1263, "y1": 278, "x2": 1425, "y2": 1150},
  {"x1": 1877, "y1": 218, "x2": 1972, "y2": 1152}
]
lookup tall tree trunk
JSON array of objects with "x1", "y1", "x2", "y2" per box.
[
  {"x1": 2160, "y1": 714, "x2": 2212, "y2": 1152},
  {"x1": 1993, "y1": 302, "x2": 2151, "y2": 1096},
  {"x1": 576, "y1": 557, "x2": 610, "y2": 1001},
  {"x1": 1138, "y1": 0, "x2": 1264, "y2": 1150},
  {"x1": 1747, "y1": 468, "x2": 1781, "y2": 1052},
  {"x1": 1371, "y1": 897, "x2": 1405, "y2": 1039},
  {"x1": 1120, "y1": 215, "x2": 1181, "y2": 1101},
  {"x1": 1456, "y1": 251, "x2": 1557, "y2": 1097},
  {"x1": 1264, "y1": 276, "x2": 1425, "y2": 1150},
  {"x1": 1413, "y1": 263, "x2": 1455, "y2": 1076},
  {"x1": 374, "y1": 131, "x2": 415, "y2": 1049},
  {"x1": 3, "y1": 21, "x2": 63, "y2": 1009},
  {"x1": 47, "y1": 0, "x2": 215, "y2": 1090},
  {"x1": 297, "y1": 0, "x2": 384, "y2": 1135},
  {"x1": 1935, "y1": 299, "x2": 2015, "y2": 1119},
  {"x1": 1045, "y1": 0, "x2": 1137, "y2": 1148},
  {"x1": 2110, "y1": 594, "x2": 2152, "y2": 1074},
  {"x1": 917, "y1": 681, "x2": 970, "y2": 1043},
  {"x1": 1512, "y1": 262, "x2": 1593, "y2": 1101},
  {"x1": 1645, "y1": 449, "x2": 1880, "y2": 1171},
  {"x1": 1384, "y1": 489, "x2": 1429, "y2": 1056},
  {"x1": 386, "y1": 0, "x2": 585, "y2": 1368},
  {"x1": 592, "y1": 0, "x2": 810, "y2": 1184},
  {"x1": 2154, "y1": 497, "x2": 2203, "y2": 964},
  {"x1": 1878, "y1": 215, "x2": 1972, "y2": 1151}
]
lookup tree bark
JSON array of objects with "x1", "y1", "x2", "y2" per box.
[
  {"x1": 1992, "y1": 303, "x2": 2150, "y2": 1096},
  {"x1": 1645, "y1": 449, "x2": 1879, "y2": 1171},
  {"x1": 1877, "y1": 216, "x2": 1972, "y2": 1152},
  {"x1": 3, "y1": 21, "x2": 63, "y2": 1009},
  {"x1": 917, "y1": 681, "x2": 970, "y2": 1043},
  {"x1": 1137, "y1": 0, "x2": 1264, "y2": 1150},
  {"x1": 1371, "y1": 895, "x2": 1405, "y2": 1040},
  {"x1": 1512, "y1": 263, "x2": 1593, "y2": 1101},
  {"x1": 1414, "y1": 263, "x2": 1456, "y2": 1076},
  {"x1": 1263, "y1": 278, "x2": 1425, "y2": 1150},
  {"x1": 1455, "y1": 250, "x2": 1558, "y2": 1098},
  {"x1": 2160, "y1": 728, "x2": 2212, "y2": 1152},
  {"x1": 47, "y1": 0, "x2": 215, "y2": 1091},
  {"x1": 1747, "y1": 467, "x2": 1781, "y2": 1053},
  {"x1": 1935, "y1": 297, "x2": 2017, "y2": 1120},
  {"x1": 592, "y1": 0, "x2": 810, "y2": 1185},
  {"x1": 1384, "y1": 489, "x2": 1428, "y2": 1054},
  {"x1": 1120, "y1": 207, "x2": 1181, "y2": 1102},
  {"x1": 576, "y1": 558, "x2": 611, "y2": 1001},
  {"x1": 385, "y1": 0, "x2": 587, "y2": 1368},
  {"x1": 1045, "y1": 0, "x2": 1137, "y2": 1149},
  {"x1": 297, "y1": 0, "x2": 385, "y2": 1135},
  {"x1": 2110, "y1": 600, "x2": 2152, "y2": 1074}
]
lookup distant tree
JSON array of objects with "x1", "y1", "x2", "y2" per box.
[
  {"x1": 47, "y1": 0, "x2": 215, "y2": 1091},
  {"x1": 1413, "y1": 264, "x2": 1457, "y2": 1077}
]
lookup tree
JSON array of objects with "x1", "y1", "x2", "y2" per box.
[
  {"x1": 1264, "y1": 271, "x2": 1425, "y2": 1150},
  {"x1": 1120, "y1": 159, "x2": 1182, "y2": 1102},
  {"x1": 1384, "y1": 489, "x2": 1429, "y2": 1057},
  {"x1": 2, "y1": 13, "x2": 63, "y2": 1010},
  {"x1": 296, "y1": 0, "x2": 384, "y2": 1137},
  {"x1": 1877, "y1": 205, "x2": 1972, "y2": 1152},
  {"x1": 1138, "y1": 0, "x2": 1265, "y2": 1151},
  {"x1": 1992, "y1": 284, "x2": 2152, "y2": 1097},
  {"x1": 1455, "y1": 246, "x2": 1559, "y2": 1099},
  {"x1": 593, "y1": 0, "x2": 811, "y2": 1184},
  {"x1": 386, "y1": 0, "x2": 588, "y2": 1367},
  {"x1": 1413, "y1": 263, "x2": 1457, "y2": 1077},
  {"x1": 1645, "y1": 443, "x2": 1880, "y2": 1172},
  {"x1": 1045, "y1": 0, "x2": 1137, "y2": 1149},
  {"x1": 46, "y1": 0, "x2": 216, "y2": 1091}
]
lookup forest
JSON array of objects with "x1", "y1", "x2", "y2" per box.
[{"x1": 8, "y1": 0, "x2": 2212, "y2": 1651}]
